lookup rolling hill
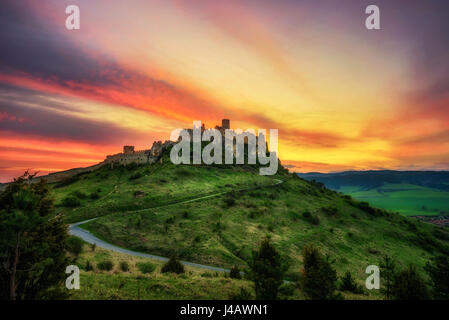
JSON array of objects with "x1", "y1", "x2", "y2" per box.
[{"x1": 47, "y1": 149, "x2": 449, "y2": 299}]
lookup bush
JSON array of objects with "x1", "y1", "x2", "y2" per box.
[
  {"x1": 85, "y1": 260, "x2": 93, "y2": 271},
  {"x1": 339, "y1": 271, "x2": 363, "y2": 294},
  {"x1": 161, "y1": 256, "x2": 185, "y2": 274},
  {"x1": 90, "y1": 192, "x2": 100, "y2": 200},
  {"x1": 54, "y1": 176, "x2": 79, "y2": 188},
  {"x1": 71, "y1": 190, "x2": 87, "y2": 199},
  {"x1": 119, "y1": 261, "x2": 130, "y2": 272},
  {"x1": 137, "y1": 262, "x2": 156, "y2": 274},
  {"x1": 303, "y1": 211, "x2": 319, "y2": 225},
  {"x1": 229, "y1": 287, "x2": 253, "y2": 300},
  {"x1": 129, "y1": 172, "x2": 143, "y2": 180},
  {"x1": 66, "y1": 236, "x2": 83, "y2": 256},
  {"x1": 97, "y1": 260, "x2": 114, "y2": 271},
  {"x1": 230, "y1": 265, "x2": 241, "y2": 279},
  {"x1": 61, "y1": 196, "x2": 81, "y2": 207},
  {"x1": 278, "y1": 282, "x2": 297, "y2": 298}
]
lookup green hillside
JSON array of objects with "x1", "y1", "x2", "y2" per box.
[{"x1": 51, "y1": 150, "x2": 449, "y2": 296}]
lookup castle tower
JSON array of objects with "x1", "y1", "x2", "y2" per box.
[
  {"x1": 123, "y1": 145, "x2": 135, "y2": 154},
  {"x1": 222, "y1": 119, "x2": 230, "y2": 130}
]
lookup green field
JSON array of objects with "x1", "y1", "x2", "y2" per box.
[{"x1": 339, "y1": 183, "x2": 449, "y2": 216}]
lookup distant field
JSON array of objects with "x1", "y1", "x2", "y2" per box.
[{"x1": 339, "y1": 183, "x2": 449, "y2": 216}]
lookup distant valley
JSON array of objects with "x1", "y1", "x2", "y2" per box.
[{"x1": 298, "y1": 171, "x2": 449, "y2": 218}]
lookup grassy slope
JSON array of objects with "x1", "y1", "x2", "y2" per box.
[
  {"x1": 340, "y1": 183, "x2": 449, "y2": 216},
  {"x1": 54, "y1": 157, "x2": 274, "y2": 223},
  {"x1": 52, "y1": 153, "x2": 449, "y2": 299},
  {"x1": 70, "y1": 244, "x2": 260, "y2": 300}
]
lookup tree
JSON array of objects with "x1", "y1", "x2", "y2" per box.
[
  {"x1": 300, "y1": 244, "x2": 338, "y2": 300},
  {"x1": 248, "y1": 236, "x2": 286, "y2": 300},
  {"x1": 379, "y1": 255, "x2": 396, "y2": 300},
  {"x1": 0, "y1": 172, "x2": 69, "y2": 300},
  {"x1": 339, "y1": 271, "x2": 362, "y2": 294},
  {"x1": 230, "y1": 265, "x2": 241, "y2": 279},
  {"x1": 391, "y1": 265, "x2": 430, "y2": 300},
  {"x1": 425, "y1": 255, "x2": 449, "y2": 300}
]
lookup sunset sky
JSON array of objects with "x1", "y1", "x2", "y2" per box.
[{"x1": 1, "y1": 0, "x2": 448, "y2": 182}]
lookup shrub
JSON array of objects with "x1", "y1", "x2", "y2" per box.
[
  {"x1": 97, "y1": 260, "x2": 114, "y2": 271},
  {"x1": 119, "y1": 261, "x2": 130, "y2": 272},
  {"x1": 339, "y1": 271, "x2": 363, "y2": 294},
  {"x1": 90, "y1": 192, "x2": 100, "y2": 200},
  {"x1": 278, "y1": 282, "x2": 297, "y2": 298},
  {"x1": 66, "y1": 236, "x2": 83, "y2": 256},
  {"x1": 129, "y1": 172, "x2": 143, "y2": 180},
  {"x1": 61, "y1": 196, "x2": 81, "y2": 207},
  {"x1": 161, "y1": 256, "x2": 185, "y2": 274},
  {"x1": 302, "y1": 211, "x2": 311, "y2": 219},
  {"x1": 85, "y1": 260, "x2": 93, "y2": 271},
  {"x1": 71, "y1": 190, "x2": 87, "y2": 199},
  {"x1": 229, "y1": 287, "x2": 253, "y2": 300},
  {"x1": 137, "y1": 262, "x2": 156, "y2": 274},
  {"x1": 230, "y1": 265, "x2": 241, "y2": 279}
]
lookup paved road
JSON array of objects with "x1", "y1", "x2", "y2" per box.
[{"x1": 69, "y1": 178, "x2": 283, "y2": 273}]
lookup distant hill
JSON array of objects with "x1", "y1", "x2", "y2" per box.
[{"x1": 298, "y1": 170, "x2": 449, "y2": 216}]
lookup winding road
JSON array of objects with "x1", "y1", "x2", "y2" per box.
[{"x1": 69, "y1": 178, "x2": 283, "y2": 273}]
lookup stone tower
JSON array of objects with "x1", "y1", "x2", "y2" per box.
[
  {"x1": 222, "y1": 119, "x2": 230, "y2": 130},
  {"x1": 123, "y1": 145, "x2": 135, "y2": 154}
]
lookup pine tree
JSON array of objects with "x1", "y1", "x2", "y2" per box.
[
  {"x1": 300, "y1": 244, "x2": 338, "y2": 300},
  {"x1": 248, "y1": 236, "x2": 286, "y2": 300},
  {"x1": 0, "y1": 172, "x2": 69, "y2": 300},
  {"x1": 391, "y1": 265, "x2": 429, "y2": 300},
  {"x1": 425, "y1": 255, "x2": 449, "y2": 300},
  {"x1": 379, "y1": 255, "x2": 396, "y2": 300}
]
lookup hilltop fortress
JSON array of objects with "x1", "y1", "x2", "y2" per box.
[
  {"x1": 104, "y1": 119, "x2": 232, "y2": 168},
  {"x1": 0, "y1": 118, "x2": 277, "y2": 188}
]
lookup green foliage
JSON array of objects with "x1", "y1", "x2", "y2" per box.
[
  {"x1": 97, "y1": 260, "x2": 114, "y2": 271},
  {"x1": 119, "y1": 261, "x2": 130, "y2": 272},
  {"x1": 129, "y1": 172, "x2": 143, "y2": 180},
  {"x1": 85, "y1": 260, "x2": 93, "y2": 271},
  {"x1": 229, "y1": 287, "x2": 253, "y2": 300},
  {"x1": 137, "y1": 262, "x2": 155, "y2": 274},
  {"x1": 229, "y1": 265, "x2": 241, "y2": 279},
  {"x1": 339, "y1": 271, "x2": 363, "y2": 294},
  {"x1": 61, "y1": 196, "x2": 81, "y2": 207},
  {"x1": 302, "y1": 211, "x2": 320, "y2": 225},
  {"x1": 391, "y1": 265, "x2": 429, "y2": 300},
  {"x1": 0, "y1": 172, "x2": 69, "y2": 300},
  {"x1": 300, "y1": 244, "x2": 338, "y2": 300},
  {"x1": 248, "y1": 237, "x2": 286, "y2": 300},
  {"x1": 71, "y1": 190, "x2": 87, "y2": 199},
  {"x1": 90, "y1": 192, "x2": 100, "y2": 200},
  {"x1": 425, "y1": 255, "x2": 449, "y2": 300},
  {"x1": 161, "y1": 256, "x2": 185, "y2": 274},
  {"x1": 379, "y1": 255, "x2": 396, "y2": 300},
  {"x1": 66, "y1": 236, "x2": 84, "y2": 256}
]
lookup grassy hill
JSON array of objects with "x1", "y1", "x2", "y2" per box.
[
  {"x1": 49, "y1": 150, "x2": 449, "y2": 299},
  {"x1": 298, "y1": 171, "x2": 449, "y2": 216}
]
